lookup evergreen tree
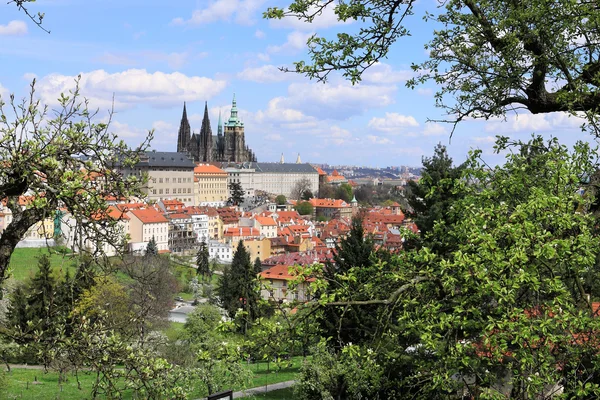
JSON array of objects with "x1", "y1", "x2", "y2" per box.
[
  {"x1": 196, "y1": 241, "x2": 211, "y2": 281},
  {"x1": 27, "y1": 254, "x2": 57, "y2": 332},
  {"x1": 7, "y1": 283, "x2": 29, "y2": 333},
  {"x1": 406, "y1": 143, "x2": 464, "y2": 251},
  {"x1": 253, "y1": 257, "x2": 262, "y2": 276},
  {"x1": 217, "y1": 240, "x2": 260, "y2": 333},
  {"x1": 228, "y1": 181, "x2": 245, "y2": 206},
  {"x1": 146, "y1": 236, "x2": 158, "y2": 256},
  {"x1": 320, "y1": 217, "x2": 381, "y2": 350}
]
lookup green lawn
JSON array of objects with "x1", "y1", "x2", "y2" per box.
[
  {"x1": 3, "y1": 358, "x2": 302, "y2": 399},
  {"x1": 7, "y1": 247, "x2": 76, "y2": 283},
  {"x1": 250, "y1": 387, "x2": 296, "y2": 399}
]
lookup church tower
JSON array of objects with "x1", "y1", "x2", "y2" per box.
[
  {"x1": 199, "y1": 102, "x2": 213, "y2": 162},
  {"x1": 224, "y1": 94, "x2": 245, "y2": 162},
  {"x1": 177, "y1": 102, "x2": 191, "y2": 153}
]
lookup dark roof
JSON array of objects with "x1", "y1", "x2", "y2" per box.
[
  {"x1": 254, "y1": 163, "x2": 318, "y2": 174},
  {"x1": 137, "y1": 151, "x2": 195, "y2": 168}
]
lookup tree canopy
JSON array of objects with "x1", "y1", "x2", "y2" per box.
[
  {"x1": 0, "y1": 81, "x2": 150, "y2": 286},
  {"x1": 265, "y1": 0, "x2": 600, "y2": 132}
]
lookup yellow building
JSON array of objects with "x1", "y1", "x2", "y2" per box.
[{"x1": 194, "y1": 164, "x2": 228, "y2": 207}]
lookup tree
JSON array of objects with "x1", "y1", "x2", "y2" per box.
[
  {"x1": 335, "y1": 183, "x2": 352, "y2": 203},
  {"x1": 291, "y1": 177, "x2": 313, "y2": 200},
  {"x1": 265, "y1": 1, "x2": 600, "y2": 134},
  {"x1": 296, "y1": 136, "x2": 600, "y2": 399},
  {"x1": 217, "y1": 240, "x2": 261, "y2": 334},
  {"x1": 196, "y1": 241, "x2": 211, "y2": 281},
  {"x1": 228, "y1": 181, "x2": 245, "y2": 206},
  {"x1": 253, "y1": 257, "x2": 262, "y2": 276},
  {"x1": 295, "y1": 201, "x2": 314, "y2": 216},
  {"x1": 145, "y1": 236, "x2": 158, "y2": 256},
  {"x1": 406, "y1": 143, "x2": 464, "y2": 250},
  {"x1": 0, "y1": 81, "x2": 150, "y2": 286},
  {"x1": 275, "y1": 194, "x2": 287, "y2": 205}
]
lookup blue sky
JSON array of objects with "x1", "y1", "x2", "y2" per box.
[{"x1": 0, "y1": 0, "x2": 595, "y2": 167}]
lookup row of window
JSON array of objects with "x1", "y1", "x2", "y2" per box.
[
  {"x1": 151, "y1": 188, "x2": 192, "y2": 195},
  {"x1": 152, "y1": 177, "x2": 192, "y2": 184}
]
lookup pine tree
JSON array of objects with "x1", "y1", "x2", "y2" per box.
[
  {"x1": 146, "y1": 236, "x2": 158, "y2": 256},
  {"x1": 28, "y1": 254, "x2": 57, "y2": 332},
  {"x1": 217, "y1": 240, "x2": 260, "y2": 333},
  {"x1": 196, "y1": 241, "x2": 210, "y2": 281},
  {"x1": 253, "y1": 257, "x2": 262, "y2": 276},
  {"x1": 7, "y1": 283, "x2": 29, "y2": 333},
  {"x1": 228, "y1": 181, "x2": 245, "y2": 206}
]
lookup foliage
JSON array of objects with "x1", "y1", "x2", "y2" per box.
[
  {"x1": 0, "y1": 81, "x2": 150, "y2": 286},
  {"x1": 275, "y1": 194, "x2": 287, "y2": 205},
  {"x1": 184, "y1": 304, "x2": 223, "y2": 340},
  {"x1": 265, "y1": 0, "x2": 600, "y2": 133},
  {"x1": 77, "y1": 276, "x2": 133, "y2": 333},
  {"x1": 291, "y1": 177, "x2": 313, "y2": 200},
  {"x1": 301, "y1": 189, "x2": 313, "y2": 201},
  {"x1": 335, "y1": 183, "x2": 352, "y2": 203},
  {"x1": 196, "y1": 240, "x2": 211, "y2": 281},
  {"x1": 229, "y1": 181, "x2": 245, "y2": 206},
  {"x1": 406, "y1": 143, "x2": 464, "y2": 250},
  {"x1": 217, "y1": 240, "x2": 261, "y2": 334},
  {"x1": 119, "y1": 255, "x2": 179, "y2": 335},
  {"x1": 146, "y1": 236, "x2": 159, "y2": 256},
  {"x1": 299, "y1": 136, "x2": 600, "y2": 398},
  {"x1": 295, "y1": 201, "x2": 314, "y2": 216}
]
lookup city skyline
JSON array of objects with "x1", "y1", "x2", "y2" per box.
[{"x1": 0, "y1": 0, "x2": 594, "y2": 168}]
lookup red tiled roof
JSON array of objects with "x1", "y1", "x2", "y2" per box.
[
  {"x1": 259, "y1": 264, "x2": 315, "y2": 282},
  {"x1": 223, "y1": 227, "x2": 260, "y2": 237},
  {"x1": 309, "y1": 198, "x2": 350, "y2": 208},
  {"x1": 254, "y1": 216, "x2": 277, "y2": 226},
  {"x1": 129, "y1": 208, "x2": 169, "y2": 224},
  {"x1": 194, "y1": 163, "x2": 227, "y2": 175}
]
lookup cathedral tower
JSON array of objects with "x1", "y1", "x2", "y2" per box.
[
  {"x1": 199, "y1": 102, "x2": 213, "y2": 162},
  {"x1": 177, "y1": 102, "x2": 191, "y2": 153}
]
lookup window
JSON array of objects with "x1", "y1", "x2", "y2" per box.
[
  {"x1": 159, "y1": 178, "x2": 163, "y2": 183},
  {"x1": 152, "y1": 178, "x2": 156, "y2": 184},
  {"x1": 151, "y1": 189, "x2": 156, "y2": 194},
  {"x1": 178, "y1": 178, "x2": 182, "y2": 183},
  {"x1": 165, "y1": 189, "x2": 169, "y2": 194},
  {"x1": 166, "y1": 178, "x2": 170, "y2": 183}
]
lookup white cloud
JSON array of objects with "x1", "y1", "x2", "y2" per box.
[
  {"x1": 267, "y1": 31, "x2": 312, "y2": 54},
  {"x1": 255, "y1": 29, "x2": 266, "y2": 39},
  {"x1": 471, "y1": 136, "x2": 496, "y2": 144},
  {"x1": 257, "y1": 53, "x2": 270, "y2": 62},
  {"x1": 367, "y1": 135, "x2": 393, "y2": 145},
  {"x1": 172, "y1": 0, "x2": 266, "y2": 26},
  {"x1": 95, "y1": 51, "x2": 193, "y2": 69},
  {"x1": 36, "y1": 69, "x2": 227, "y2": 109},
  {"x1": 256, "y1": 97, "x2": 313, "y2": 124},
  {"x1": 417, "y1": 88, "x2": 433, "y2": 96},
  {"x1": 485, "y1": 112, "x2": 583, "y2": 133},
  {"x1": 279, "y1": 81, "x2": 397, "y2": 120},
  {"x1": 368, "y1": 113, "x2": 419, "y2": 133},
  {"x1": 0, "y1": 83, "x2": 8, "y2": 99},
  {"x1": 237, "y1": 65, "x2": 296, "y2": 83},
  {"x1": 0, "y1": 20, "x2": 27, "y2": 36},
  {"x1": 111, "y1": 120, "x2": 176, "y2": 148},
  {"x1": 362, "y1": 63, "x2": 416, "y2": 84},
  {"x1": 265, "y1": 133, "x2": 282, "y2": 140},
  {"x1": 423, "y1": 122, "x2": 447, "y2": 136},
  {"x1": 269, "y1": 3, "x2": 351, "y2": 31}
]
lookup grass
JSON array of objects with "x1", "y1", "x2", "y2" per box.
[
  {"x1": 250, "y1": 387, "x2": 296, "y2": 399},
  {"x1": 7, "y1": 247, "x2": 77, "y2": 283},
  {"x1": 163, "y1": 321, "x2": 186, "y2": 341},
  {"x1": 3, "y1": 357, "x2": 302, "y2": 400}
]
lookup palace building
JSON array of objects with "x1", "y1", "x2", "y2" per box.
[{"x1": 177, "y1": 95, "x2": 256, "y2": 163}]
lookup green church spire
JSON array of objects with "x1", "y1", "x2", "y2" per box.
[{"x1": 226, "y1": 93, "x2": 243, "y2": 127}]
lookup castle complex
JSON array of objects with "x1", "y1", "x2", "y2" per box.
[{"x1": 177, "y1": 95, "x2": 256, "y2": 163}]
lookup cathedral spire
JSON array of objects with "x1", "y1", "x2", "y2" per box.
[
  {"x1": 226, "y1": 93, "x2": 243, "y2": 127},
  {"x1": 177, "y1": 102, "x2": 191, "y2": 153},
  {"x1": 199, "y1": 101, "x2": 213, "y2": 162},
  {"x1": 296, "y1": 153, "x2": 301, "y2": 164},
  {"x1": 280, "y1": 153, "x2": 285, "y2": 164},
  {"x1": 217, "y1": 109, "x2": 223, "y2": 136}
]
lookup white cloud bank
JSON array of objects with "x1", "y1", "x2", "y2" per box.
[
  {"x1": 368, "y1": 113, "x2": 419, "y2": 133},
  {"x1": 172, "y1": 0, "x2": 266, "y2": 26},
  {"x1": 0, "y1": 20, "x2": 27, "y2": 36},
  {"x1": 34, "y1": 69, "x2": 227, "y2": 109}
]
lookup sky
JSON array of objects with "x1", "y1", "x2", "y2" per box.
[{"x1": 0, "y1": 0, "x2": 596, "y2": 167}]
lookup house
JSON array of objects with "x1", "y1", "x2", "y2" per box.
[
  {"x1": 253, "y1": 216, "x2": 277, "y2": 238},
  {"x1": 167, "y1": 213, "x2": 197, "y2": 254},
  {"x1": 242, "y1": 237, "x2": 272, "y2": 262},
  {"x1": 194, "y1": 163, "x2": 229, "y2": 207},
  {"x1": 223, "y1": 226, "x2": 261, "y2": 243},
  {"x1": 259, "y1": 264, "x2": 314, "y2": 302},
  {"x1": 309, "y1": 198, "x2": 353, "y2": 220},
  {"x1": 208, "y1": 240, "x2": 233, "y2": 263},
  {"x1": 127, "y1": 207, "x2": 169, "y2": 253}
]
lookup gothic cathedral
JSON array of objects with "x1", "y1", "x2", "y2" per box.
[{"x1": 177, "y1": 95, "x2": 257, "y2": 163}]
